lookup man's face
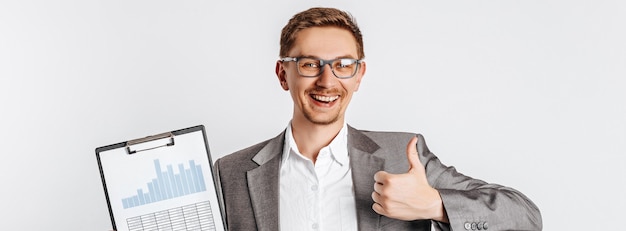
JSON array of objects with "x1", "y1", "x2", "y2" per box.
[{"x1": 276, "y1": 26, "x2": 366, "y2": 126}]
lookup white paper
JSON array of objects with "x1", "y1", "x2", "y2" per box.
[{"x1": 98, "y1": 130, "x2": 225, "y2": 231}]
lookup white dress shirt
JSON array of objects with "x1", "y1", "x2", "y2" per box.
[{"x1": 279, "y1": 123, "x2": 358, "y2": 231}]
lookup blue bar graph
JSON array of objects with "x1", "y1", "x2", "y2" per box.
[{"x1": 122, "y1": 159, "x2": 207, "y2": 209}]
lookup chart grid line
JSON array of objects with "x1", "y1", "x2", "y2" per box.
[{"x1": 126, "y1": 201, "x2": 216, "y2": 231}]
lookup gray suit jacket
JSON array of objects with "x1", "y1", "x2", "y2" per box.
[{"x1": 214, "y1": 126, "x2": 542, "y2": 230}]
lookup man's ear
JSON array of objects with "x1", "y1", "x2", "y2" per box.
[
  {"x1": 276, "y1": 61, "x2": 289, "y2": 91},
  {"x1": 353, "y1": 61, "x2": 366, "y2": 92}
]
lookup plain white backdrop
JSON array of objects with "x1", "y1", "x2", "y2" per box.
[{"x1": 1, "y1": 1, "x2": 624, "y2": 230}]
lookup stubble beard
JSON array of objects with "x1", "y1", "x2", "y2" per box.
[{"x1": 303, "y1": 108, "x2": 341, "y2": 125}]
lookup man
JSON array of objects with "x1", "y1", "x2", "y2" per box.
[{"x1": 214, "y1": 7, "x2": 542, "y2": 231}]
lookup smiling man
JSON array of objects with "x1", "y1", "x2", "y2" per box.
[{"x1": 214, "y1": 7, "x2": 542, "y2": 231}]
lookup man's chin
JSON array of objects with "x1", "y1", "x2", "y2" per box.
[
  {"x1": 310, "y1": 119, "x2": 338, "y2": 126},
  {"x1": 304, "y1": 113, "x2": 341, "y2": 126}
]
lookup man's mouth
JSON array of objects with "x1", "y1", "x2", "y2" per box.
[{"x1": 311, "y1": 94, "x2": 340, "y2": 103}]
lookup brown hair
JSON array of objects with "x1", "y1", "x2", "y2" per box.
[{"x1": 279, "y1": 7, "x2": 365, "y2": 59}]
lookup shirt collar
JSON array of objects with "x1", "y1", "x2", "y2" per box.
[{"x1": 282, "y1": 122, "x2": 349, "y2": 166}]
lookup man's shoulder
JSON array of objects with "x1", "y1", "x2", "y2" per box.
[
  {"x1": 349, "y1": 127, "x2": 430, "y2": 154},
  {"x1": 356, "y1": 128, "x2": 416, "y2": 137},
  {"x1": 351, "y1": 126, "x2": 420, "y2": 142}
]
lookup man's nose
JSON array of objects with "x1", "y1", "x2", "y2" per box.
[{"x1": 315, "y1": 64, "x2": 337, "y2": 88}]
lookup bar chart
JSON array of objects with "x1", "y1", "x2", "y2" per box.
[{"x1": 122, "y1": 159, "x2": 207, "y2": 209}]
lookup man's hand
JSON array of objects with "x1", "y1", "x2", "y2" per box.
[{"x1": 371, "y1": 136, "x2": 449, "y2": 222}]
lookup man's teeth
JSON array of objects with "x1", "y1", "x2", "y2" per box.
[{"x1": 312, "y1": 95, "x2": 339, "y2": 102}]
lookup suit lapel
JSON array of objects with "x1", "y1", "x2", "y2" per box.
[
  {"x1": 246, "y1": 127, "x2": 386, "y2": 230},
  {"x1": 246, "y1": 131, "x2": 284, "y2": 231},
  {"x1": 348, "y1": 126, "x2": 385, "y2": 231}
]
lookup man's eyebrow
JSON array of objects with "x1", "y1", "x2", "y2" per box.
[{"x1": 336, "y1": 55, "x2": 357, "y2": 59}]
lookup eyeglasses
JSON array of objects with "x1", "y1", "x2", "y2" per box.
[{"x1": 280, "y1": 57, "x2": 363, "y2": 79}]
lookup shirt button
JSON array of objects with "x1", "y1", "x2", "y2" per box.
[
  {"x1": 483, "y1": 222, "x2": 489, "y2": 230},
  {"x1": 471, "y1": 222, "x2": 477, "y2": 230},
  {"x1": 312, "y1": 223, "x2": 319, "y2": 229},
  {"x1": 311, "y1": 185, "x2": 318, "y2": 191},
  {"x1": 464, "y1": 222, "x2": 472, "y2": 230}
]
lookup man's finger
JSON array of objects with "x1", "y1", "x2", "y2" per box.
[
  {"x1": 371, "y1": 191, "x2": 381, "y2": 203},
  {"x1": 373, "y1": 170, "x2": 389, "y2": 184},
  {"x1": 372, "y1": 202, "x2": 385, "y2": 215},
  {"x1": 406, "y1": 136, "x2": 424, "y2": 173},
  {"x1": 373, "y1": 180, "x2": 384, "y2": 193}
]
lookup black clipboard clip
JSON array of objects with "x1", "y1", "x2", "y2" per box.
[{"x1": 125, "y1": 132, "x2": 175, "y2": 154}]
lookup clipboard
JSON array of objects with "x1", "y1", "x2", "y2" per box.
[{"x1": 96, "y1": 125, "x2": 226, "y2": 231}]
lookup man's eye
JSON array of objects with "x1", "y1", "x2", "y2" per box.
[
  {"x1": 335, "y1": 60, "x2": 355, "y2": 68},
  {"x1": 302, "y1": 62, "x2": 319, "y2": 68}
]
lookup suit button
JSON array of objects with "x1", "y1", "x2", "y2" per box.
[
  {"x1": 471, "y1": 222, "x2": 477, "y2": 230},
  {"x1": 464, "y1": 222, "x2": 472, "y2": 230},
  {"x1": 483, "y1": 222, "x2": 489, "y2": 230}
]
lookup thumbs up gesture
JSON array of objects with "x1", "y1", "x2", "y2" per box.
[{"x1": 372, "y1": 136, "x2": 448, "y2": 222}]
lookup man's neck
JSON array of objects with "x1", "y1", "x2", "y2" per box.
[{"x1": 290, "y1": 118, "x2": 344, "y2": 163}]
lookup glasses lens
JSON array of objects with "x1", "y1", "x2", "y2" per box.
[
  {"x1": 331, "y1": 59, "x2": 358, "y2": 78},
  {"x1": 297, "y1": 58, "x2": 322, "y2": 77},
  {"x1": 295, "y1": 58, "x2": 359, "y2": 78}
]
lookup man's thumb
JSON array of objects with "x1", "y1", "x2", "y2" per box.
[{"x1": 406, "y1": 136, "x2": 424, "y2": 173}]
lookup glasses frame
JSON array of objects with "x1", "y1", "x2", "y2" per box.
[{"x1": 280, "y1": 57, "x2": 363, "y2": 79}]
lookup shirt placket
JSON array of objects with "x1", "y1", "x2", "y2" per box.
[
  {"x1": 314, "y1": 148, "x2": 333, "y2": 230},
  {"x1": 309, "y1": 155, "x2": 322, "y2": 231}
]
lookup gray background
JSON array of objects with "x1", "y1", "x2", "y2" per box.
[{"x1": 1, "y1": 0, "x2": 624, "y2": 230}]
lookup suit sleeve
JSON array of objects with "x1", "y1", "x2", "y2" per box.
[{"x1": 415, "y1": 134, "x2": 543, "y2": 231}]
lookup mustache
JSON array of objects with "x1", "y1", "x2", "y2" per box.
[{"x1": 306, "y1": 87, "x2": 342, "y2": 95}]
